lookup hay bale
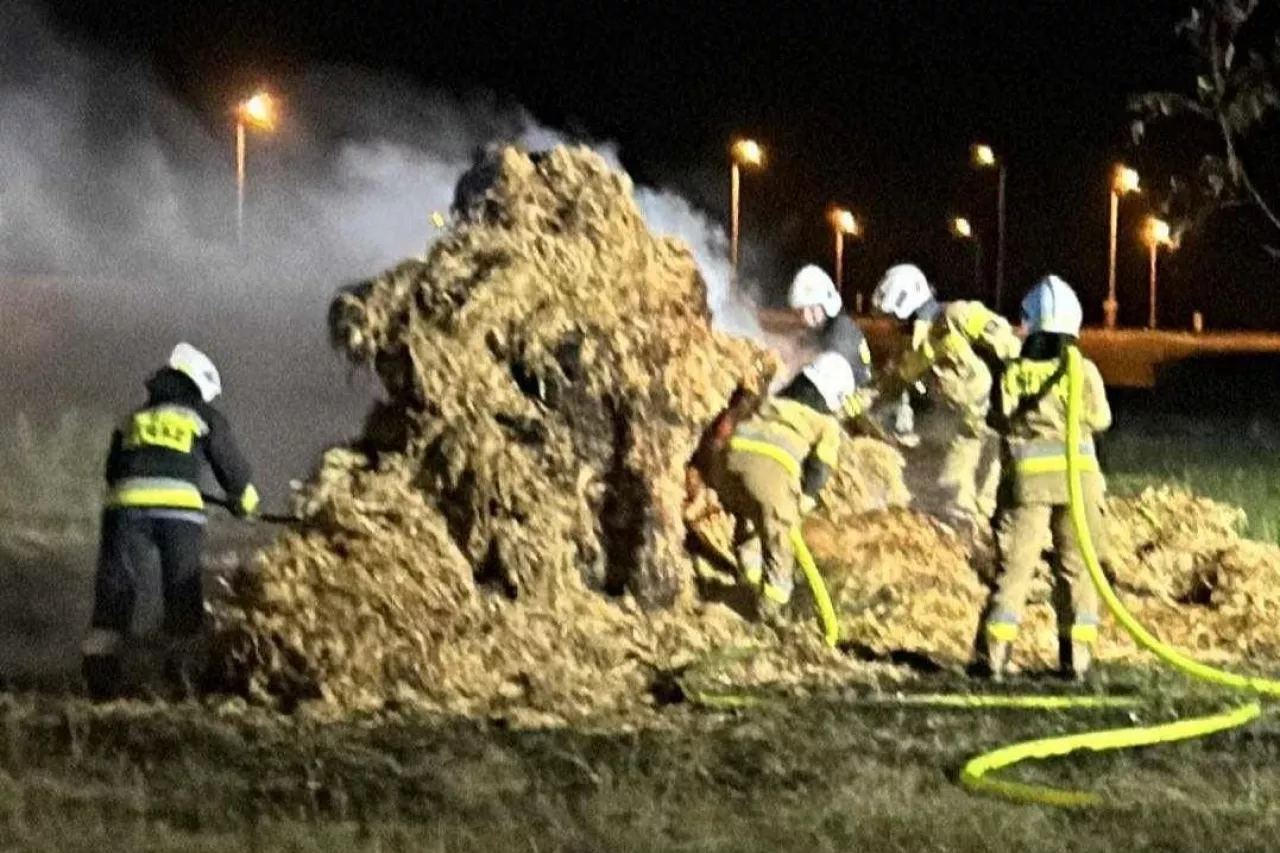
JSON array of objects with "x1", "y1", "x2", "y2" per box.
[
  {"x1": 820, "y1": 437, "x2": 912, "y2": 522},
  {"x1": 807, "y1": 509, "x2": 985, "y2": 660},
  {"x1": 1096, "y1": 487, "x2": 1280, "y2": 664}
]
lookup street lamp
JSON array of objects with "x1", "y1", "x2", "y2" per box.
[
  {"x1": 950, "y1": 216, "x2": 983, "y2": 293},
  {"x1": 970, "y1": 143, "x2": 1006, "y2": 312},
  {"x1": 827, "y1": 206, "x2": 861, "y2": 303},
  {"x1": 729, "y1": 138, "x2": 764, "y2": 272},
  {"x1": 1143, "y1": 216, "x2": 1173, "y2": 330},
  {"x1": 235, "y1": 90, "x2": 278, "y2": 245},
  {"x1": 1105, "y1": 165, "x2": 1141, "y2": 329}
]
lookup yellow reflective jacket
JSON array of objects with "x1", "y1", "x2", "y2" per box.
[
  {"x1": 878, "y1": 300, "x2": 1020, "y2": 432},
  {"x1": 999, "y1": 353, "x2": 1112, "y2": 505},
  {"x1": 727, "y1": 397, "x2": 842, "y2": 497}
]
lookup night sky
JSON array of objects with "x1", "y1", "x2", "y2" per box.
[{"x1": 40, "y1": 0, "x2": 1279, "y2": 327}]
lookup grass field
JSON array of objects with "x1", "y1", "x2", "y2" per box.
[
  {"x1": 2, "y1": 670, "x2": 1280, "y2": 853},
  {"x1": 1104, "y1": 406, "x2": 1280, "y2": 543},
  {"x1": 4, "y1": 405, "x2": 1280, "y2": 851}
]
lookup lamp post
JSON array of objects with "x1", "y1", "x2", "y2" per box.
[
  {"x1": 970, "y1": 143, "x2": 1006, "y2": 312},
  {"x1": 729, "y1": 139, "x2": 764, "y2": 272},
  {"x1": 950, "y1": 216, "x2": 983, "y2": 293},
  {"x1": 234, "y1": 91, "x2": 278, "y2": 245},
  {"x1": 828, "y1": 206, "x2": 861, "y2": 303},
  {"x1": 1106, "y1": 165, "x2": 1141, "y2": 329},
  {"x1": 1143, "y1": 216, "x2": 1173, "y2": 330}
]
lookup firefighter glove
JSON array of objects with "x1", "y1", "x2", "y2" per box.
[{"x1": 235, "y1": 484, "x2": 261, "y2": 519}]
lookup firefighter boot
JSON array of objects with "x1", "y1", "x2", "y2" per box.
[
  {"x1": 163, "y1": 634, "x2": 210, "y2": 702},
  {"x1": 1056, "y1": 636, "x2": 1094, "y2": 682},
  {"x1": 1068, "y1": 642, "x2": 1093, "y2": 683},
  {"x1": 757, "y1": 582, "x2": 792, "y2": 628},
  {"x1": 82, "y1": 655, "x2": 124, "y2": 702},
  {"x1": 988, "y1": 640, "x2": 1013, "y2": 683}
]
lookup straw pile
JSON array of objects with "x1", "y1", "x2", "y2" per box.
[
  {"x1": 807, "y1": 483, "x2": 1280, "y2": 669},
  {"x1": 215, "y1": 144, "x2": 1280, "y2": 722},
  {"x1": 215, "y1": 145, "x2": 900, "y2": 723}
]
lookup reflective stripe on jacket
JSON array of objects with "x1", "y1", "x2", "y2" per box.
[
  {"x1": 727, "y1": 397, "x2": 841, "y2": 496},
  {"x1": 104, "y1": 368, "x2": 256, "y2": 514},
  {"x1": 107, "y1": 475, "x2": 205, "y2": 511},
  {"x1": 1000, "y1": 354, "x2": 1111, "y2": 505},
  {"x1": 1009, "y1": 440, "x2": 1100, "y2": 476}
]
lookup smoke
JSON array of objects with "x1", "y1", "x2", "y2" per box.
[{"x1": 0, "y1": 3, "x2": 766, "y2": 505}]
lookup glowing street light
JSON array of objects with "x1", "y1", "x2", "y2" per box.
[
  {"x1": 827, "y1": 206, "x2": 861, "y2": 301},
  {"x1": 1114, "y1": 164, "x2": 1140, "y2": 195},
  {"x1": 1105, "y1": 164, "x2": 1141, "y2": 329},
  {"x1": 239, "y1": 93, "x2": 277, "y2": 131},
  {"x1": 951, "y1": 216, "x2": 983, "y2": 293},
  {"x1": 1143, "y1": 216, "x2": 1174, "y2": 330},
  {"x1": 732, "y1": 139, "x2": 763, "y2": 167},
  {"x1": 729, "y1": 138, "x2": 765, "y2": 271},
  {"x1": 970, "y1": 143, "x2": 1006, "y2": 312},
  {"x1": 234, "y1": 90, "x2": 278, "y2": 245}
]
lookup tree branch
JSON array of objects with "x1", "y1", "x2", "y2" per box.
[{"x1": 1210, "y1": 5, "x2": 1280, "y2": 235}]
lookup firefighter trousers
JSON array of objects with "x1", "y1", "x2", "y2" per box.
[
  {"x1": 911, "y1": 410, "x2": 1000, "y2": 536},
  {"x1": 986, "y1": 495, "x2": 1106, "y2": 643},
  {"x1": 714, "y1": 450, "x2": 802, "y2": 605},
  {"x1": 91, "y1": 509, "x2": 206, "y2": 640}
]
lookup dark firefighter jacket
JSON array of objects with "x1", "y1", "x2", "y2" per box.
[
  {"x1": 104, "y1": 368, "x2": 257, "y2": 517},
  {"x1": 821, "y1": 313, "x2": 874, "y2": 388}
]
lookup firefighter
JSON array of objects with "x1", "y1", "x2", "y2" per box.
[
  {"x1": 870, "y1": 263, "x2": 1020, "y2": 539},
  {"x1": 981, "y1": 275, "x2": 1112, "y2": 681},
  {"x1": 787, "y1": 265, "x2": 876, "y2": 421},
  {"x1": 714, "y1": 350, "x2": 857, "y2": 621},
  {"x1": 81, "y1": 343, "x2": 259, "y2": 700}
]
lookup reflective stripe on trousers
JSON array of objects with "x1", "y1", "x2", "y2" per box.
[
  {"x1": 739, "y1": 550, "x2": 764, "y2": 586},
  {"x1": 987, "y1": 612, "x2": 1099, "y2": 644},
  {"x1": 762, "y1": 579, "x2": 793, "y2": 605}
]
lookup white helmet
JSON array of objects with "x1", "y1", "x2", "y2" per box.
[
  {"x1": 871, "y1": 264, "x2": 931, "y2": 321},
  {"x1": 788, "y1": 264, "x2": 842, "y2": 319},
  {"x1": 1021, "y1": 275, "x2": 1082, "y2": 336},
  {"x1": 169, "y1": 342, "x2": 222, "y2": 403},
  {"x1": 801, "y1": 351, "x2": 858, "y2": 413}
]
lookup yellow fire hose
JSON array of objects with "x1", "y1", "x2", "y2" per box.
[
  {"x1": 791, "y1": 527, "x2": 841, "y2": 647},
  {"x1": 688, "y1": 343, "x2": 1280, "y2": 807},
  {"x1": 951, "y1": 343, "x2": 1280, "y2": 806},
  {"x1": 685, "y1": 508, "x2": 839, "y2": 646}
]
